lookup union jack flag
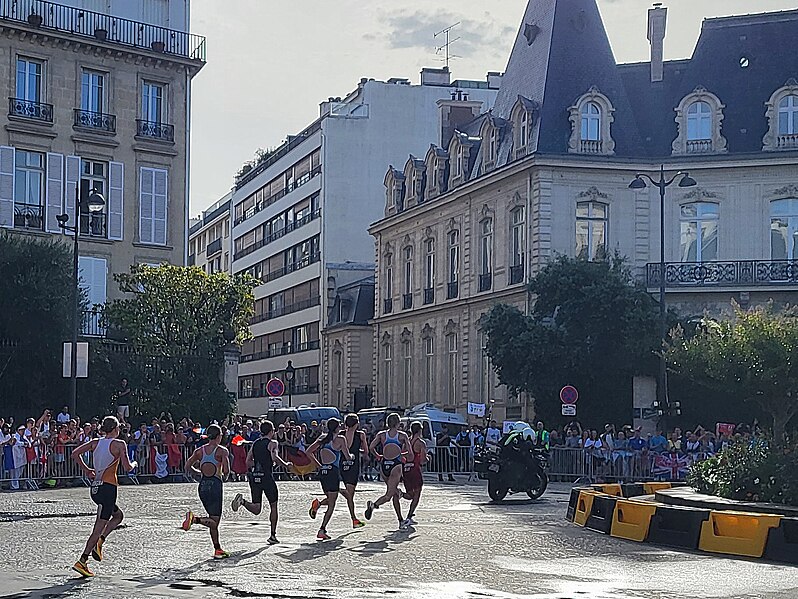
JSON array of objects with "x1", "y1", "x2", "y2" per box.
[{"x1": 652, "y1": 452, "x2": 692, "y2": 480}]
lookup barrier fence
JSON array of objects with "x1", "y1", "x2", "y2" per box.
[{"x1": 1, "y1": 443, "x2": 712, "y2": 490}]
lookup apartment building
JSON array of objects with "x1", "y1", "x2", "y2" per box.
[
  {"x1": 0, "y1": 0, "x2": 204, "y2": 329},
  {"x1": 232, "y1": 69, "x2": 500, "y2": 415},
  {"x1": 188, "y1": 191, "x2": 231, "y2": 274},
  {"x1": 369, "y1": 1, "x2": 798, "y2": 421}
]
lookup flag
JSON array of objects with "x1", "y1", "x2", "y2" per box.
[
  {"x1": 652, "y1": 452, "x2": 692, "y2": 480},
  {"x1": 285, "y1": 448, "x2": 316, "y2": 476}
]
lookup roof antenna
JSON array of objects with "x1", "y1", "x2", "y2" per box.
[{"x1": 435, "y1": 22, "x2": 461, "y2": 69}]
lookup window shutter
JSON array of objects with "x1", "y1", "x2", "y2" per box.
[
  {"x1": 139, "y1": 167, "x2": 154, "y2": 244},
  {"x1": 0, "y1": 146, "x2": 15, "y2": 228},
  {"x1": 64, "y1": 155, "x2": 81, "y2": 233},
  {"x1": 108, "y1": 161, "x2": 124, "y2": 240},
  {"x1": 153, "y1": 168, "x2": 168, "y2": 245},
  {"x1": 78, "y1": 256, "x2": 108, "y2": 307},
  {"x1": 45, "y1": 153, "x2": 65, "y2": 233}
]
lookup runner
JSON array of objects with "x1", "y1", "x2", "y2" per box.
[
  {"x1": 400, "y1": 420, "x2": 428, "y2": 527},
  {"x1": 70, "y1": 416, "x2": 137, "y2": 578},
  {"x1": 181, "y1": 424, "x2": 231, "y2": 559},
  {"x1": 306, "y1": 418, "x2": 352, "y2": 540},
  {"x1": 339, "y1": 414, "x2": 368, "y2": 527},
  {"x1": 231, "y1": 420, "x2": 293, "y2": 544},
  {"x1": 364, "y1": 413, "x2": 413, "y2": 529}
]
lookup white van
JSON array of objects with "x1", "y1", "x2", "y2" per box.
[{"x1": 400, "y1": 404, "x2": 468, "y2": 450}]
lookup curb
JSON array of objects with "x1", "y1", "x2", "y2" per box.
[{"x1": 566, "y1": 483, "x2": 797, "y2": 564}]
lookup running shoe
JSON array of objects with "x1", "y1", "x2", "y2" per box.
[
  {"x1": 407, "y1": 515, "x2": 418, "y2": 525},
  {"x1": 72, "y1": 559, "x2": 94, "y2": 578},
  {"x1": 316, "y1": 529, "x2": 331, "y2": 541},
  {"x1": 213, "y1": 549, "x2": 231, "y2": 559},
  {"x1": 364, "y1": 500, "x2": 375, "y2": 520},
  {"x1": 91, "y1": 537, "x2": 104, "y2": 561},
  {"x1": 400, "y1": 518, "x2": 412, "y2": 530},
  {"x1": 231, "y1": 493, "x2": 244, "y2": 512},
  {"x1": 181, "y1": 510, "x2": 194, "y2": 531},
  {"x1": 309, "y1": 498, "x2": 321, "y2": 519},
  {"x1": 352, "y1": 519, "x2": 366, "y2": 529},
  {"x1": 268, "y1": 535, "x2": 279, "y2": 545}
]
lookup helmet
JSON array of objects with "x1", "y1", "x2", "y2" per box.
[
  {"x1": 522, "y1": 427, "x2": 537, "y2": 442},
  {"x1": 512, "y1": 421, "x2": 529, "y2": 432}
]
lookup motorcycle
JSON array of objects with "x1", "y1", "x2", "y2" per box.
[{"x1": 473, "y1": 442, "x2": 549, "y2": 502}]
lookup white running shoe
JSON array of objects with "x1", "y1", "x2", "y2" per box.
[
  {"x1": 231, "y1": 493, "x2": 244, "y2": 512},
  {"x1": 399, "y1": 519, "x2": 411, "y2": 530}
]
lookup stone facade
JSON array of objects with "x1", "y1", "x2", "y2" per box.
[{"x1": 188, "y1": 192, "x2": 231, "y2": 274}]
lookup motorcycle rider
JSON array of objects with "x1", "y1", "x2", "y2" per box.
[{"x1": 499, "y1": 422, "x2": 538, "y2": 475}]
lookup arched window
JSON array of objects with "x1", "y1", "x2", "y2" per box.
[
  {"x1": 478, "y1": 218, "x2": 493, "y2": 291},
  {"x1": 447, "y1": 230, "x2": 459, "y2": 299},
  {"x1": 382, "y1": 341, "x2": 393, "y2": 402},
  {"x1": 519, "y1": 110, "x2": 529, "y2": 148},
  {"x1": 383, "y1": 253, "x2": 393, "y2": 313},
  {"x1": 673, "y1": 88, "x2": 726, "y2": 155},
  {"x1": 424, "y1": 238, "x2": 435, "y2": 303},
  {"x1": 580, "y1": 102, "x2": 601, "y2": 141},
  {"x1": 569, "y1": 88, "x2": 615, "y2": 155},
  {"x1": 680, "y1": 202, "x2": 718, "y2": 262},
  {"x1": 575, "y1": 201, "x2": 607, "y2": 261},
  {"x1": 779, "y1": 95, "x2": 798, "y2": 135},
  {"x1": 333, "y1": 350, "x2": 343, "y2": 406},
  {"x1": 687, "y1": 101, "x2": 712, "y2": 141},
  {"x1": 771, "y1": 199, "x2": 798, "y2": 260},
  {"x1": 423, "y1": 336, "x2": 434, "y2": 403}
]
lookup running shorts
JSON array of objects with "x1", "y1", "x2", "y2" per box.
[
  {"x1": 90, "y1": 482, "x2": 120, "y2": 521},
  {"x1": 198, "y1": 476, "x2": 223, "y2": 517},
  {"x1": 381, "y1": 458, "x2": 401, "y2": 479},
  {"x1": 340, "y1": 458, "x2": 359, "y2": 487},
  {"x1": 248, "y1": 472, "x2": 279, "y2": 505},
  {"x1": 319, "y1": 465, "x2": 341, "y2": 493},
  {"x1": 403, "y1": 464, "x2": 423, "y2": 495}
]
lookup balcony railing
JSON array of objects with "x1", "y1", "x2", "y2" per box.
[
  {"x1": 234, "y1": 165, "x2": 321, "y2": 227},
  {"x1": 402, "y1": 293, "x2": 413, "y2": 310},
  {"x1": 206, "y1": 237, "x2": 222, "y2": 257},
  {"x1": 239, "y1": 384, "x2": 319, "y2": 399},
  {"x1": 74, "y1": 108, "x2": 116, "y2": 133},
  {"x1": 251, "y1": 296, "x2": 321, "y2": 325},
  {"x1": 13, "y1": 203, "x2": 43, "y2": 230},
  {"x1": 478, "y1": 273, "x2": 492, "y2": 292},
  {"x1": 686, "y1": 139, "x2": 713, "y2": 154},
  {"x1": 81, "y1": 309, "x2": 105, "y2": 337},
  {"x1": 136, "y1": 119, "x2": 174, "y2": 142},
  {"x1": 79, "y1": 212, "x2": 106, "y2": 238},
  {"x1": 383, "y1": 298, "x2": 393, "y2": 314},
  {"x1": 447, "y1": 281, "x2": 459, "y2": 299},
  {"x1": 423, "y1": 288, "x2": 434, "y2": 305},
  {"x1": 8, "y1": 97, "x2": 53, "y2": 122},
  {"x1": 777, "y1": 134, "x2": 798, "y2": 150},
  {"x1": 259, "y1": 252, "x2": 320, "y2": 284},
  {"x1": 580, "y1": 139, "x2": 603, "y2": 154},
  {"x1": 509, "y1": 264, "x2": 525, "y2": 285},
  {"x1": 239, "y1": 339, "x2": 320, "y2": 363},
  {"x1": 646, "y1": 260, "x2": 798, "y2": 288},
  {"x1": 0, "y1": 0, "x2": 206, "y2": 61},
  {"x1": 235, "y1": 208, "x2": 321, "y2": 260},
  {"x1": 187, "y1": 254, "x2": 195, "y2": 266}
]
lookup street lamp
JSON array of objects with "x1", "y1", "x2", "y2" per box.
[
  {"x1": 57, "y1": 185, "x2": 106, "y2": 416},
  {"x1": 629, "y1": 166, "x2": 696, "y2": 421},
  {"x1": 284, "y1": 359, "x2": 295, "y2": 408}
]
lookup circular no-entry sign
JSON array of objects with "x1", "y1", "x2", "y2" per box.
[
  {"x1": 267, "y1": 377, "x2": 286, "y2": 398},
  {"x1": 560, "y1": 385, "x2": 579, "y2": 405}
]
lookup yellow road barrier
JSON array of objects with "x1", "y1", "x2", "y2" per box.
[
  {"x1": 699, "y1": 510, "x2": 782, "y2": 558},
  {"x1": 611, "y1": 499, "x2": 659, "y2": 542}
]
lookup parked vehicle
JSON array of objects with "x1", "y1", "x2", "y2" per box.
[
  {"x1": 473, "y1": 441, "x2": 549, "y2": 502},
  {"x1": 261, "y1": 406, "x2": 341, "y2": 427},
  {"x1": 400, "y1": 404, "x2": 469, "y2": 451}
]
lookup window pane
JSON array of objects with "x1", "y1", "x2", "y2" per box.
[
  {"x1": 575, "y1": 221, "x2": 589, "y2": 259},
  {"x1": 576, "y1": 202, "x2": 589, "y2": 218},
  {"x1": 700, "y1": 220, "x2": 718, "y2": 261},
  {"x1": 591, "y1": 221, "x2": 606, "y2": 260},
  {"x1": 771, "y1": 218, "x2": 789, "y2": 260},
  {"x1": 681, "y1": 204, "x2": 697, "y2": 218}
]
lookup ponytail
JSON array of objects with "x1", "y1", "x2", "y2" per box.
[{"x1": 320, "y1": 418, "x2": 341, "y2": 445}]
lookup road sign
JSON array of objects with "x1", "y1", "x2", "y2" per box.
[
  {"x1": 560, "y1": 385, "x2": 578, "y2": 405},
  {"x1": 268, "y1": 398, "x2": 283, "y2": 409},
  {"x1": 266, "y1": 377, "x2": 285, "y2": 398},
  {"x1": 62, "y1": 342, "x2": 89, "y2": 378},
  {"x1": 561, "y1": 404, "x2": 577, "y2": 417}
]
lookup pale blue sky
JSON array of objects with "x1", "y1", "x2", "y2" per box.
[{"x1": 188, "y1": 0, "x2": 798, "y2": 215}]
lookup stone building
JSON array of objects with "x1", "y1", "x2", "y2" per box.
[
  {"x1": 0, "y1": 0, "x2": 204, "y2": 330},
  {"x1": 369, "y1": 1, "x2": 798, "y2": 421},
  {"x1": 188, "y1": 191, "x2": 231, "y2": 274}
]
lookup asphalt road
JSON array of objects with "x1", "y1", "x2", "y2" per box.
[{"x1": 0, "y1": 479, "x2": 796, "y2": 599}]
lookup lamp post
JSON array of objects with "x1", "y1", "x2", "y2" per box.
[
  {"x1": 57, "y1": 185, "x2": 106, "y2": 416},
  {"x1": 629, "y1": 166, "x2": 696, "y2": 420},
  {"x1": 284, "y1": 359, "x2": 295, "y2": 408}
]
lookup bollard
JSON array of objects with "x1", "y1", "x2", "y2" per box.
[
  {"x1": 592, "y1": 483, "x2": 623, "y2": 497},
  {"x1": 620, "y1": 483, "x2": 646, "y2": 498}
]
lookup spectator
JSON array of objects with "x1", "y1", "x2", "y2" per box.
[
  {"x1": 549, "y1": 429, "x2": 563, "y2": 447},
  {"x1": 485, "y1": 420, "x2": 501, "y2": 445},
  {"x1": 628, "y1": 429, "x2": 648, "y2": 452},
  {"x1": 534, "y1": 421, "x2": 550, "y2": 450},
  {"x1": 116, "y1": 378, "x2": 131, "y2": 423},
  {"x1": 649, "y1": 430, "x2": 668, "y2": 453},
  {"x1": 56, "y1": 406, "x2": 71, "y2": 424},
  {"x1": 436, "y1": 424, "x2": 455, "y2": 482},
  {"x1": 564, "y1": 428, "x2": 581, "y2": 449},
  {"x1": 10, "y1": 424, "x2": 31, "y2": 490}
]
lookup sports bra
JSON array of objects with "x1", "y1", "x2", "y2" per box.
[
  {"x1": 383, "y1": 430, "x2": 403, "y2": 462},
  {"x1": 200, "y1": 445, "x2": 222, "y2": 478},
  {"x1": 321, "y1": 439, "x2": 341, "y2": 469}
]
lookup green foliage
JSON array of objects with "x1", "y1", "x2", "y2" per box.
[
  {"x1": 0, "y1": 232, "x2": 85, "y2": 418},
  {"x1": 688, "y1": 439, "x2": 798, "y2": 506},
  {"x1": 667, "y1": 303, "x2": 798, "y2": 443},
  {"x1": 482, "y1": 255, "x2": 662, "y2": 426}
]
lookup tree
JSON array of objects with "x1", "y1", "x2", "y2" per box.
[
  {"x1": 88, "y1": 265, "x2": 256, "y2": 422},
  {"x1": 482, "y1": 255, "x2": 662, "y2": 427},
  {"x1": 667, "y1": 303, "x2": 798, "y2": 444},
  {"x1": 0, "y1": 232, "x2": 84, "y2": 418}
]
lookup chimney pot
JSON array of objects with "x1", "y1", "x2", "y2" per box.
[{"x1": 648, "y1": 4, "x2": 667, "y2": 83}]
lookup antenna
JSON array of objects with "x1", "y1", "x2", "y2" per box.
[{"x1": 434, "y1": 22, "x2": 461, "y2": 69}]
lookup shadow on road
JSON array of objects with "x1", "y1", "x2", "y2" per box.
[
  {"x1": 274, "y1": 539, "x2": 345, "y2": 563},
  {"x1": 11, "y1": 576, "x2": 91, "y2": 598},
  {"x1": 347, "y1": 529, "x2": 417, "y2": 556}
]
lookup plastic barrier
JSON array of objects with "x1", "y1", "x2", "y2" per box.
[
  {"x1": 586, "y1": 493, "x2": 618, "y2": 534},
  {"x1": 647, "y1": 505, "x2": 711, "y2": 549},
  {"x1": 621, "y1": 483, "x2": 646, "y2": 498},
  {"x1": 567, "y1": 487, "x2": 588, "y2": 522},
  {"x1": 643, "y1": 482, "x2": 672, "y2": 494},
  {"x1": 573, "y1": 490, "x2": 599, "y2": 527},
  {"x1": 764, "y1": 516, "x2": 798, "y2": 565},
  {"x1": 611, "y1": 499, "x2": 659, "y2": 542},
  {"x1": 699, "y1": 511, "x2": 782, "y2": 558},
  {"x1": 592, "y1": 483, "x2": 623, "y2": 497}
]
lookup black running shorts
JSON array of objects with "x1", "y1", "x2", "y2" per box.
[
  {"x1": 340, "y1": 458, "x2": 359, "y2": 487},
  {"x1": 381, "y1": 459, "x2": 401, "y2": 479},
  {"x1": 90, "y1": 482, "x2": 120, "y2": 521},
  {"x1": 198, "y1": 476, "x2": 223, "y2": 517},
  {"x1": 248, "y1": 473, "x2": 278, "y2": 505},
  {"x1": 319, "y1": 465, "x2": 341, "y2": 493}
]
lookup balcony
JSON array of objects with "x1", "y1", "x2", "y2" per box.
[
  {"x1": 423, "y1": 288, "x2": 434, "y2": 305},
  {"x1": 136, "y1": 119, "x2": 174, "y2": 142},
  {"x1": 446, "y1": 281, "x2": 459, "y2": 299},
  {"x1": 402, "y1": 293, "x2": 413, "y2": 310},
  {"x1": 239, "y1": 383, "x2": 319, "y2": 399},
  {"x1": 251, "y1": 296, "x2": 321, "y2": 325},
  {"x1": 509, "y1": 264, "x2": 525, "y2": 285},
  {"x1": 259, "y1": 252, "x2": 320, "y2": 284},
  {"x1": 580, "y1": 139, "x2": 603, "y2": 154},
  {"x1": 383, "y1": 298, "x2": 393, "y2": 314},
  {"x1": 686, "y1": 139, "x2": 713, "y2": 154},
  {"x1": 74, "y1": 108, "x2": 116, "y2": 133},
  {"x1": 478, "y1": 273, "x2": 492, "y2": 292},
  {"x1": 13, "y1": 203, "x2": 43, "y2": 230},
  {"x1": 0, "y1": 0, "x2": 206, "y2": 61},
  {"x1": 235, "y1": 208, "x2": 321, "y2": 261},
  {"x1": 206, "y1": 237, "x2": 222, "y2": 257},
  {"x1": 234, "y1": 165, "x2": 322, "y2": 227},
  {"x1": 646, "y1": 260, "x2": 798, "y2": 289},
  {"x1": 239, "y1": 339, "x2": 320, "y2": 363},
  {"x1": 8, "y1": 97, "x2": 53, "y2": 123},
  {"x1": 79, "y1": 212, "x2": 106, "y2": 238},
  {"x1": 187, "y1": 254, "x2": 195, "y2": 266},
  {"x1": 777, "y1": 134, "x2": 798, "y2": 150},
  {"x1": 81, "y1": 309, "x2": 105, "y2": 337}
]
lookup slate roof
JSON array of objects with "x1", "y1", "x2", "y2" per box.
[{"x1": 327, "y1": 278, "x2": 375, "y2": 328}]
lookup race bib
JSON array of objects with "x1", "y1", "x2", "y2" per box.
[
  {"x1": 249, "y1": 472, "x2": 265, "y2": 485},
  {"x1": 341, "y1": 459, "x2": 354, "y2": 472}
]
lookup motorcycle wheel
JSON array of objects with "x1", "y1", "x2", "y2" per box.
[
  {"x1": 526, "y1": 471, "x2": 549, "y2": 500},
  {"x1": 488, "y1": 480, "x2": 509, "y2": 502}
]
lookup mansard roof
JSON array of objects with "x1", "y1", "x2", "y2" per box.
[{"x1": 327, "y1": 277, "x2": 375, "y2": 328}]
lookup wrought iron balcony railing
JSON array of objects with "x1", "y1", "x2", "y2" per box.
[
  {"x1": 81, "y1": 309, "x2": 106, "y2": 337},
  {"x1": 79, "y1": 212, "x2": 106, "y2": 238},
  {"x1": 446, "y1": 281, "x2": 459, "y2": 299},
  {"x1": 383, "y1": 298, "x2": 393, "y2": 314},
  {"x1": 74, "y1": 108, "x2": 116, "y2": 133},
  {"x1": 136, "y1": 119, "x2": 174, "y2": 142},
  {"x1": 402, "y1": 293, "x2": 413, "y2": 310},
  {"x1": 646, "y1": 260, "x2": 798, "y2": 288},
  {"x1": 509, "y1": 264, "x2": 525, "y2": 285},
  {"x1": 478, "y1": 273, "x2": 492, "y2": 292},
  {"x1": 239, "y1": 339, "x2": 320, "y2": 363},
  {"x1": 239, "y1": 384, "x2": 319, "y2": 399},
  {"x1": 13, "y1": 203, "x2": 43, "y2": 230},
  {"x1": 423, "y1": 288, "x2": 434, "y2": 305},
  {"x1": 8, "y1": 97, "x2": 53, "y2": 122},
  {"x1": 0, "y1": 0, "x2": 206, "y2": 61}
]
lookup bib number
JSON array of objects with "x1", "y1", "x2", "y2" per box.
[{"x1": 250, "y1": 472, "x2": 265, "y2": 485}]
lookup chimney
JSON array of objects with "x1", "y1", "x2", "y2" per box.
[
  {"x1": 487, "y1": 71, "x2": 503, "y2": 90},
  {"x1": 436, "y1": 97, "x2": 484, "y2": 148},
  {"x1": 421, "y1": 66, "x2": 451, "y2": 87},
  {"x1": 648, "y1": 3, "x2": 667, "y2": 83}
]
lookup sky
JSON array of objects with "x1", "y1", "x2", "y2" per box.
[{"x1": 188, "y1": 0, "x2": 798, "y2": 216}]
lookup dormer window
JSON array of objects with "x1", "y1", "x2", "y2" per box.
[
  {"x1": 481, "y1": 119, "x2": 499, "y2": 172},
  {"x1": 779, "y1": 95, "x2": 798, "y2": 135},
  {"x1": 424, "y1": 145, "x2": 447, "y2": 200},
  {"x1": 764, "y1": 81, "x2": 798, "y2": 151},
  {"x1": 672, "y1": 87, "x2": 727, "y2": 155},
  {"x1": 510, "y1": 96, "x2": 537, "y2": 159},
  {"x1": 383, "y1": 167, "x2": 405, "y2": 216},
  {"x1": 519, "y1": 111, "x2": 529, "y2": 148},
  {"x1": 568, "y1": 87, "x2": 615, "y2": 155}
]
